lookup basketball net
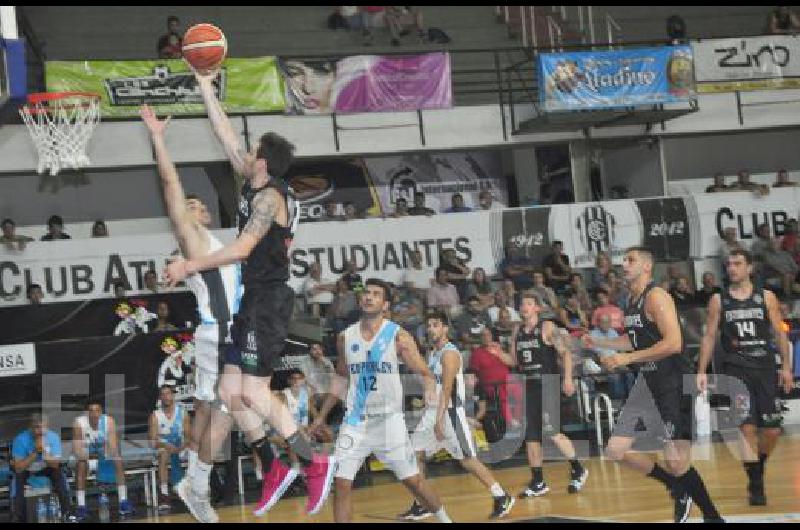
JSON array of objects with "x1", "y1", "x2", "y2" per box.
[{"x1": 20, "y1": 92, "x2": 101, "y2": 176}]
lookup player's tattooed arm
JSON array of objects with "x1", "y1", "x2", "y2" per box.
[{"x1": 241, "y1": 189, "x2": 279, "y2": 241}]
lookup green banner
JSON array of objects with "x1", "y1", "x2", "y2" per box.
[{"x1": 46, "y1": 57, "x2": 285, "y2": 117}]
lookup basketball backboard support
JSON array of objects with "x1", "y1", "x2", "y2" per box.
[{"x1": 0, "y1": 6, "x2": 27, "y2": 124}]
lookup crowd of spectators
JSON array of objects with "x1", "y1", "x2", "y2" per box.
[{"x1": 705, "y1": 169, "x2": 798, "y2": 195}]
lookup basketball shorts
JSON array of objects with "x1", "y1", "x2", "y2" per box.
[
  {"x1": 411, "y1": 407, "x2": 477, "y2": 460},
  {"x1": 193, "y1": 322, "x2": 230, "y2": 402},
  {"x1": 524, "y1": 379, "x2": 561, "y2": 442},
  {"x1": 612, "y1": 373, "x2": 694, "y2": 443},
  {"x1": 229, "y1": 283, "x2": 294, "y2": 377},
  {"x1": 725, "y1": 364, "x2": 783, "y2": 429},
  {"x1": 334, "y1": 412, "x2": 418, "y2": 481}
]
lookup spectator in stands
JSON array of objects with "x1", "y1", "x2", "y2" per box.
[
  {"x1": 493, "y1": 307, "x2": 516, "y2": 352},
  {"x1": 426, "y1": 267, "x2": 460, "y2": 311},
  {"x1": 439, "y1": 248, "x2": 470, "y2": 302},
  {"x1": 501, "y1": 278, "x2": 519, "y2": 309},
  {"x1": 391, "y1": 285, "x2": 424, "y2": 338},
  {"x1": 402, "y1": 249, "x2": 433, "y2": 299},
  {"x1": 386, "y1": 6, "x2": 427, "y2": 46},
  {"x1": 41, "y1": 215, "x2": 71, "y2": 241},
  {"x1": 465, "y1": 267, "x2": 495, "y2": 309},
  {"x1": 604, "y1": 269, "x2": 628, "y2": 308},
  {"x1": 144, "y1": 269, "x2": 160, "y2": 294},
  {"x1": 666, "y1": 14, "x2": 688, "y2": 44},
  {"x1": 330, "y1": 278, "x2": 359, "y2": 333},
  {"x1": 454, "y1": 296, "x2": 492, "y2": 350},
  {"x1": 11, "y1": 413, "x2": 74, "y2": 523},
  {"x1": 343, "y1": 201, "x2": 361, "y2": 221},
  {"x1": 589, "y1": 315, "x2": 636, "y2": 401},
  {"x1": 531, "y1": 270, "x2": 559, "y2": 311},
  {"x1": 729, "y1": 169, "x2": 769, "y2": 196},
  {"x1": 408, "y1": 191, "x2": 435, "y2": 216},
  {"x1": 669, "y1": 275, "x2": 696, "y2": 308},
  {"x1": 773, "y1": 168, "x2": 799, "y2": 188},
  {"x1": 303, "y1": 262, "x2": 335, "y2": 318},
  {"x1": 590, "y1": 287, "x2": 624, "y2": 333},
  {"x1": 763, "y1": 237, "x2": 799, "y2": 297},
  {"x1": 559, "y1": 290, "x2": 588, "y2": 337},
  {"x1": 152, "y1": 300, "x2": 178, "y2": 332},
  {"x1": 27, "y1": 283, "x2": 44, "y2": 305},
  {"x1": 299, "y1": 341, "x2": 336, "y2": 403},
  {"x1": 469, "y1": 327, "x2": 522, "y2": 429},
  {"x1": 719, "y1": 226, "x2": 743, "y2": 266},
  {"x1": 1, "y1": 218, "x2": 34, "y2": 250},
  {"x1": 586, "y1": 251, "x2": 613, "y2": 292},
  {"x1": 664, "y1": 263, "x2": 683, "y2": 291},
  {"x1": 328, "y1": 6, "x2": 359, "y2": 31},
  {"x1": 444, "y1": 192, "x2": 472, "y2": 213},
  {"x1": 543, "y1": 240, "x2": 573, "y2": 295},
  {"x1": 751, "y1": 223, "x2": 774, "y2": 272},
  {"x1": 694, "y1": 272, "x2": 721, "y2": 306},
  {"x1": 569, "y1": 272, "x2": 592, "y2": 312},
  {"x1": 157, "y1": 15, "x2": 183, "y2": 59},
  {"x1": 500, "y1": 242, "x2": 535, "y2": 292},
  {"x1": 478, "y1": 190, "x2": 498, "y2": 211},
  {"x1": 149, "y1": 385, "x2": 190, "y2": 511},
  {"x1": 768, "y1": 6, "x2": 800, "y2": 34},
  {"x1": 320, "y1": 200, "x2": 344, "y2": 222},
  {"x1": 92, "y1": 220, "x2": 109, "y2": 238},
  {"x1": 341, "y1": 259, "x2": 364, "y2": 291},
  {"x1": 113, "y1": 281, "x2": 128, "y2": 299},
  {"x1": 705, "y1": 173, "x2": 729, "y2": 193},
  {"x1": 391, "y1": 197, "x2": 410, "y2": 218},
  {"x1": 360, "y1": 6, "x2": 387, "y2": 46},
  {"x1": 487, "y1": 290, "x2": 520, "y2": 324}
]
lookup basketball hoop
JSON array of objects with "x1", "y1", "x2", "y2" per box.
[{"x1": 19, "y1": 92, "x2": 101, "y2": 176}]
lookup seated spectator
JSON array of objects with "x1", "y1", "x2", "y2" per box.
[
  {"x1": 41, "y1": 215, "x2": 71, "y2": 241},
  {"x1": 664, "y1": 263, "x2": 683, "y2": 291},
  {"x1": 386, "y1": 6, "x2": 427, "y2": 46},
  {"x1": 589, "y1": 315, "x2": 636, "y2": 401},
  {"x1": 444, "y1": 192, "x2": 473, "y2": 213},
  {"x1": 152, "y1": 300, "x2": 178, "y2": 332},
  {"x1": 360, "y1": 6, "x2": 387, "y2": 46},
  {"x1": 569, "y1": 272, "x2": 592, "y2": 312},
  {"x1": 705, "y1": 173, "x2": 729, "y2": 193},
  {"x1": 478, "y1": 190, "x2": 499, "y2": 211},
  {"x1": 402, "y1": 249, "x2": 433, "y2": 299},
  {"x1": 487, "y1": 290, "x2": 520, "y2": 324},
  {"x1": 586, "y1": 251, "x2": 613, "y2": 292},
  {"x1": 1, "y1": 218, "x2": 34, "y2": 250},
  {"x1": 408, "y1": 191, "x2": 435, "y2": 216},
  {"x1": 773, "y1": 168, "x2": 799, "y2": 188},
  {"x1": 343, "y1": 201, "x2": 361, "y2": 221},
  {"x1": 113, "y1": 281, "x2": 128, "y2": 299},
  {"x1": 559, "y1": 290, "x2": 588, "y2": 337},
  {"x1": 719, "y1": 226, "x2": 744, "y2": 269},
  {"x1": 465, "y1": 267, "x2": 495, "y2": 309},
  {"x1": 455, "y1": 296, "x2": 493, "y2": 350},
  {"x1": 303, "y1": 262, "x2": 335, "y2": 318},
  {"x1": 603, "y1": 269, "x2": 628, "y2": 309},
  {"x1": 149, "y1": 385, "x2": 190, "y2": 511},
  {"x1": 341, "y1": 260, "x2": 364, "y2": 292},
  {"x1": 330, "y1": 278, "x2": 360, "y2": 333},
  {"x1": 751, "y1": 223, "x2": 774, "y2": 275},
  {"x1": 300, "y1": 341, "x2": 336, "y2": 402},
  {"x1": 27, "y1": 283, "x2": 44, "y2": 305},
  {"x1": 469, "y1": 327, "x2": 522, "y2": 429},
  {"x1": 728, "y1": 169, "x2": 769, "y2": 196},
  {"x1": 144, "y1": 269, "x2": 160, "y2": 294},
  {"x1": 92, "y1": 220, "x2": 109, "y2": 238},
  {"x1": 500, "y1": 242, "x2": 535, "y2": 292},
  {"x1": 543, "y1": 240, "x2": 573, "y2": 295},
  {"x1": 157, "y1": 15, "x2": 182, "y2": 59},
  {"x1": 426, "y1": 268, "x2": 460, "y2": 311},
  {"x1": 320, "y1": 200, "x2": 344, "y2": 222},
  {"x1": 391, "y1": 286, "x2": 424, "y2": 338},
  {"x1": 492, "y1": 307, "x2": 516, "y2": 352},
  {"x1": 439, "y1": 248, "x2": 470, "y2": 302},
  {"x1": 695, "y1": 272, "x2": 721, "y2": 306},
  {"x1": 530, "y1": 270, "x2": 559, "y2": 311},
  {"x1": 669, "y1": 276, "x2": 695, "y2": 308},
  {"x1": 590, "y1": 287, "x2": 624, "y2": 333},
  {"x1": 11, "y1": 413, "x2": 74, "y2": 523},
  {"x1": 768, "y1": 6, "x2": 800, "y2": 34},
  {"x1": 391, "y1": 197, "x2": 410, "y2": 218},
  {"x1": 501, "y1": 278, "x2": 519, "y2": 310},
  {"x1": 763, "y1": 237, "x2": 800, "y2": 297}
]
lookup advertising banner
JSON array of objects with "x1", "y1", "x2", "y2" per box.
[
  {"x1": 279, "y1": 52, "x2": 452, "y2": 115},
  {"x1": 538, "y1": 45, "x2": 696, "y2": 111},
  {"x1": 45, "y1": 57, "x2": 285, "y2": 117},
  {"x1": 692, "y1": 35, "x2": 800, "y2": 93}
]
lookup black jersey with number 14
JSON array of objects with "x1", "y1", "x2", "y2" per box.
[{"x1": 719, "y1": 287, "x2": 775, "y2": 370}]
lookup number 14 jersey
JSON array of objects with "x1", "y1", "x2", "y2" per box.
[{"x1": 720, "y1": 287, "x2": 775, "y2": 370}]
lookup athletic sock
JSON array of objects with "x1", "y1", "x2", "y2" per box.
[
  {"x1": 77, "y1": 490, "x2": 86, "y2": 507},
  {"x1": 531, "y1": 467, "x2": 544, "y2": 484},
  {"x1": 192, "y1": 460, "x2": 213, "y2": 496},
  {"x1": 118, "y1": 485, "x2": 128, "y2": 502},
  {"x1": 759, "y1": 453, "x2": 769, "y2": 476},
  {"x1": 435, "y1": 507, "x2": 452, "y2": 523},
  {"x1": 569, "y1": 459, "x2": 583, "y2": 475},
  {"x1": 251, "y1": 436, "x2": 275, "y2": 475},
  {"x1": 677, "y1": 467, "x2": 720, "y2": 520},
  {"x1": 160, "y1": 483, "x2": 170, "y2": 496},
  {"x1": 647, "y1": 463, "x2": 676, "y2": 491},
  {"x1": 187, "y1": 449, "x2": 198, "y2": 478},
  {"x1": 286, "y1": 430, "x2": 314, "y2": 466},
  {"x1": 490, "y1": 483, "x2": 505, "y2": 498}
]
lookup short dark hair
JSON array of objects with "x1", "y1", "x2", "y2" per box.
[
  {"x1": 595, "y1": 287, "x2": 610, "y2": 297},
  {"x1": 113, "y1": 280, "x2": 127, "y2": 290},
  {"x1": 365, "y1": 278, "x2": 392, "y2": 301},
  {"x1": 256, "y1": 132, "x2": 295, "y2": 179},
  {"x1": 1, "y1": 218, "x2": 14, "y2": 228},
  {"x1": 396, "y1": 197, "x2": 407, "y2": 205},
  {"x1": 625, "y1": 246, "x2": 654, "y2": 264},
  {"x1": 185, "y1": 193, "x2": 201, "y2": 202},
  {"x1": 159, "y1": 385, "x2": 175, "y2": 394},
  {"x1": 435, "y1": 267, "x2": 447, "y2": 278},
  {"x1": 167, "y1": 15, "x2": 179, "y2": 24},
  {"x1": 520, "y1": 290, "x2": 543, "y2": 306},
  {"x1": 47, "y1": 215, "x2": 63, "y2": 227},
  {"x1": 552, "y1": 240, "x2": 563, "y2": 247},
  {"x1": 728, "y1": 248, "x2": 753, "y2": 264},
  {"x1": 467, "y1": 295, "x2": 481, "y2": 304},
  {"x1": 414, "y1": 191, "x2": 425, "y2": 198},
  {"x1": 571, "y1": 272, "x2": 582, "y2": 280},
  {"x1": 85, "y1": 397, "x2": 103, "y2": 410},
  {"x1": 426, "y1": 309, "x2": 449, "y2": 326},
  {"x1": 144, "y1": 269, "x2": 157, "y2": 278}
]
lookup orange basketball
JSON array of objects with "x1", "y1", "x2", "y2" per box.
[{"x1": 182, "y1": 23, "x2": 227, "y2": 71}]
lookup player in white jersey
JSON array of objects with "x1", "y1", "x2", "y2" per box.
[
  {"x1": 400, "y1": 310, "x2": 515, "y2": 520},
  {"x1": 312, "y1": 279, "x2": 453, "y2": 523},
  {"x1": 149, "y1": 386, "x2": 191, "y2": 511},
  {"x1": 73, "y1": 400, "x2": 133, "y2": 521}
]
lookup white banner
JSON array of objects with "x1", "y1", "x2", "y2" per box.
[
  {"x1": 692, "y1": 35, "x2": 800, "y2": 93},
  {"x1": 0, "y1": 212, "x2": 499, "y2": 307},
  {"x1": 686, "y1": 189, "x2": 800, "y2": 258},
  {"x1": 0, "y1": 343, "x2": 37, "y2": 377}
]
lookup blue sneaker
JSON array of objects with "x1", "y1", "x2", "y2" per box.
[{"x1": 119, "y1": 499, "x2": 135, "y2": 517}]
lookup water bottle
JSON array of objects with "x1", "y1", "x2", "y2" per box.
[
  {"x1": 36, "y1": 497, "x2": 47, "y2": 524},
  {"x1": 99, "y1": 492, "x2": 110, "y2": 524}
]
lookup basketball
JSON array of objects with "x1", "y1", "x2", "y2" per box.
[{"x1": 182, "y1": 23, "x2": 227, "y2": 72}]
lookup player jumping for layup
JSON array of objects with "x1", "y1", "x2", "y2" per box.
[
  {"x1": 583, "y1": 247, "x2": 723, "y2": 523},
  {"x1": 164, "y1": 68, "x2": 335, "y2": 518},
  {"x1": 697, "y1": 248, "x2": 793, "y2": 506}
]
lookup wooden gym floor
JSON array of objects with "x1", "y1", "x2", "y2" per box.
[{"x1": 138, "y1": 433, "x2": 800, "y2": 523}]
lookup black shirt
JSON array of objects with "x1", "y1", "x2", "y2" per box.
[
  {"x1": 515, "y1": 320, "x2": 559, "y2": 381},
  {"x1": 695, "y1": 286, "x2": 721, "y2": 306},
  {"x1": 719, "y1": 287, "x2": 775, "y2": 370},
  {"x1": 408, "y1": 206, "x2": 435, "y2": 216},
  {"x1": 543, "y1": 253, "x2": 571, "y2": 291},
  {"x1": 41, "y1": 233, "x2": 71, "y2": 241}
]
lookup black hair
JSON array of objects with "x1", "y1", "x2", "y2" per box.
[
  {"x1": 625, "y1": 246, "x2": 654, "y2": 264},
  {"x1": 426, "y1": 309, "x2": 449, "y2": 326},
  {"x1": 47, "y1": 215, "x2": 63, "y2": 227},
  {"x1": 728, "y1": 248, "x2": 753, "y2": 264},
  {"x1": 159, "y1": 384, "x2": 175, "y2": 394},
  {"x1": 1, "y1": 218, "x2": 14, "y2": 228},
  {"x1": 256, "y1": 132, "x2": 296, "y2": 178},
  {"x1": 167, "y1": 15, "x2": 179, "y2": 24},
  {"x1": 185, "y1": 193, "x2": 201, "y2": 202},
  {"x1": 435, "y1": 267, "x2": 447, "y2": 278},
  {"x1": 552, "y1": 240, "x2": 563, "y2": 247},
  {"x1": 85, "y1": 397, "x2": 103, "y2": 410},
  {"x1": 26, "y1": 283, "x2": 42, "y2": 297},
  {"x1": 467, "y1": 295, "x2": 481, "y2": 303},
  {"x1": 365, "y1": 278, "x2": 392, "y2": 301}
]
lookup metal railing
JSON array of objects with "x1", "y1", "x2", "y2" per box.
[{"x1": 606, "y1": 13, "x2": 623, "y2": 50}]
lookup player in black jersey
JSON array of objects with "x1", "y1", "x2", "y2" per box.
[
  {"x1": 163, "y1": 67, "x2": 335, "y2": 519},
  {"x1": 697, "y1": 248, "x2": 793, "y2": 506},
  {"x1": 583, "y1": 247, "x2": 722, "y2": 523},
  {"x1": 508, "y1": 292, "x2": 588, "y2": 498}
]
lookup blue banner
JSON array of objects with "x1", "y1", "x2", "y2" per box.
[{"x1": 538, "y1": 46, "x2": 695, "y2": 111}]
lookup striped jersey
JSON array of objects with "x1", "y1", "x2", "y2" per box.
[
  {"x1": 428, "y1": 342, "x2": 466, "y2": 410},
  {"x1": 185, "y1": 230, "x2": 243, "y2": 327}
]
